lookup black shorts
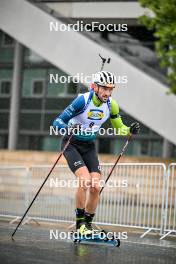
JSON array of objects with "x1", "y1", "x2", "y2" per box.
[{"x1": 61, "y1": 135, "x2": 101, "y2": 174}]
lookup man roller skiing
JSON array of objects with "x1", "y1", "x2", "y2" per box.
[{"x1": 53, "y1": 71, "x2": 140, "y2": 236}]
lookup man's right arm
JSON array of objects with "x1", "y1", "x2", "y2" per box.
[{"x1": 53, "y1": 95, "x2": 85, "y2": 129}]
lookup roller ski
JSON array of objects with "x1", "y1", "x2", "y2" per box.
[
  {"x1": 71, "y1": 210, "x2": 120, "y2": 247},
  {"x1": 71, "y1": 227, "x2": 120, "y2": 247}
]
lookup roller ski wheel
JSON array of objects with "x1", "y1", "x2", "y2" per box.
[
  {"x1": 113, "y1": 238, "x2": 120, "y2": 247},
  {"x1": 73, "y1": 238, "x2": 81, "y2": 244},
  {"x1": 71, "y1": 231, "x2": 80, "y2": 243},
  {"x1": 101, "y1": 229, "x2": 107, "y2": 234}
]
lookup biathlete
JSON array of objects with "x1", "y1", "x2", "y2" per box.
[{"x1": 53, "y1": 71, "x2": 140, "y2": 236}]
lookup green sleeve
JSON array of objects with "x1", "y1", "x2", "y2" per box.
[{"x1": 110, "y1": 99, "x2": 130, "y2": 136}]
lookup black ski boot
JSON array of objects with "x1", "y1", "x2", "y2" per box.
[
  {"x1": 75, "y1": 208, "x2": 85, "y2": 230},
  {"x1": 79, "y1": 212, "x2": 95, "y2": 236}
]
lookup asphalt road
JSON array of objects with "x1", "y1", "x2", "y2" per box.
[{"x1": 0, "y1": 222, "x2": 175, "y2": 264}]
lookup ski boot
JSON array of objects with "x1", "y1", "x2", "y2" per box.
[
  {"x1": 75, "y1": 208, "x2": 85, "y2": 230},
  {"x1": 79, "y1": 212, "x2": 95, "y2": 236}
]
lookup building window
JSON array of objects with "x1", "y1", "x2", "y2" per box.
[
  {"x1": 2, "y1": 33, "x2": 14, "y2": 47},
  {"x1": 32, "y1": 80, "x2": 44, "y2": 96},
  {"x1": 141, "y1": 140, "x2": 149, "y2": 155},
  {"x1": 0, "y1": 80, "x2": 11, "y2": 96},
  {"x1": 67, "y1": 81, "x2": 78, "y2": 94},
  {"x1": 0, "y1": 135, "x2": 8, "y2": 148},
  {"x1": 99, "y1": 138, "x2": 111, "y2": 154}
]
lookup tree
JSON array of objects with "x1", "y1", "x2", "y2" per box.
[{"x1": 139, "y1": 0, "x2": 176, "y2": 94}]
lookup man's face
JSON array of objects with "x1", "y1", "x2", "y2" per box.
[{"x1": 95, "y1": 85, "x2": 114, "y2": 102}]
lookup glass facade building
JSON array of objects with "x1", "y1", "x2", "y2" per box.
[{"x1": 0, "y1": 30, "x2": 175, "y2": 157}]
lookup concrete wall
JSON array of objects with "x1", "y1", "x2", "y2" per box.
[{"x1": 46, "y1": 2, "x2": 153, "y2": 19}]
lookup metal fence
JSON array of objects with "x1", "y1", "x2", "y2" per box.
[
  {"x1": 160, "y1": 163, "x2": 176, "y2": 239},
  {"x1": 0, "y1": 166, "x2": 29, "y2": 219},
  {"x1": 0, "y1": 163, "x2": 175, "y2": 238},
  {"x1": 28, "y1": 165, "x2": 75, "y2": 223},
  {"x1": 27, "y1": 163, "x2": 167, "y2": 236},
  {"x1": 96, "y1": 163, "x2": 167, "y2": 238}
]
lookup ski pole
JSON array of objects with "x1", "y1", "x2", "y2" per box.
[
  {"x1": 100, "y1": 134, "x2": 132, "y2": 195},
  {"x1": 11, "y1": 132, "x2": 74, "y2": 239}
]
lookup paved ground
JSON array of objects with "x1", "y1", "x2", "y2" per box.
[{"x1": 0, "y1": 222, "x2": 176, "y2": 264}]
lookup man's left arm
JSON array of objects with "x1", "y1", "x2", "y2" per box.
[
  {"x1": 110, "y1": 99, "x2": 140, "y2": 136},
  {"x1": 110, "y1": 99, "x2": 130, "y2": 136}
]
